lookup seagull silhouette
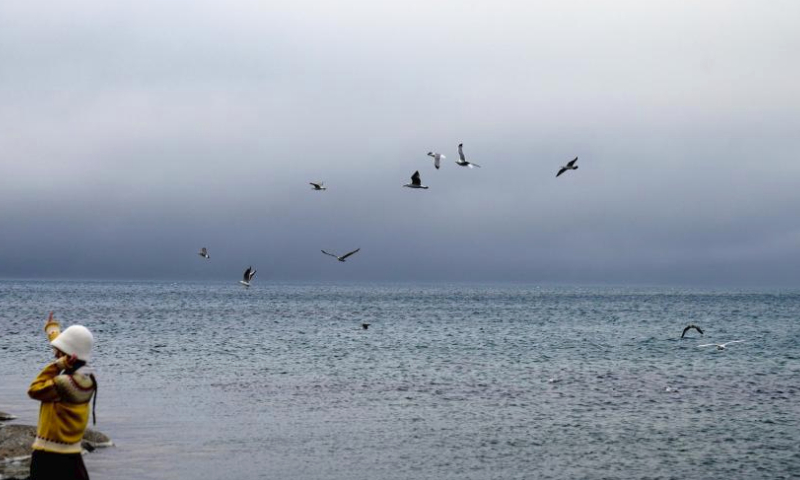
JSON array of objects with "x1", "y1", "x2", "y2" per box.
[{"x1": 321, "y1": 248, "x2": 361, "y2": 262}]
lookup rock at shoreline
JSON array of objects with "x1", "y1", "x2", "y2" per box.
[
  {"x1": 0, "y1": 424, "x2": 113, "y2": 480},
  {"x1": 81, "y1": 429, "x2": 114, "y2": 451},
  {"x1": 0, "y1": 413, "x2": 16, "y2": 423},
  {"x1": 0, "y1": 425, "x2": 35, "y2": 480}
]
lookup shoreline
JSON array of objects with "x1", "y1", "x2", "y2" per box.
[{"x1": 0, "y1": 414, "x2": 112, "y2": 480}]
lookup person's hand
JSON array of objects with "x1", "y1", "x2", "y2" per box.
[
  {"x1": 44, "y1": 311, "x2": 61, "y2": 340},
  {"x1": 55, "y1": 353, "x2": 78, "y2": 371}
]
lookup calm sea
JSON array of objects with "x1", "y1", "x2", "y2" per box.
[{"x1": 1, "y1": 280, "x2": 799, "y2": 479}]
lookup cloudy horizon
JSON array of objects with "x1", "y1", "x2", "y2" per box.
[{"x1": 1, "y1": 1, "x2": 799, "y2": 285}]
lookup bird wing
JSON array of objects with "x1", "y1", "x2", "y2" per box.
[
  {"x1": 722, "y1": 340, "x2": 744, "y2": 346},
  {"x1": 567, "y1": 157, "x2": 578, "y2": 167},
  {"x1": 556, "y1": 167, "x2": 567, "y2": 177},
  {"x1": 470, "y1": 162, "x2": 481, "y2": 168},
  {"x1": 697, "y1": 343, "x2": 715, "y2": 347},
  {"x1": 695, "y1": 326, "x2": 704, "y2": 335},
  {"x1": 243, "y1": 267, "x2": 252, "y2": 281},
  {"x1": 310, "y1": 182, "x2": 321, "y2": 189},
  {"x1": 340, "y1": 248, "x2": 360, "y2": 260},
  {"x1": 411, "y1": 170, "x2": 421, "y2": 185},
  {"x1": 249, "y1": 269, "x2": 256, "y2": 281},
  {"x1": 434, "y1": 156, "x2": 440, "y2": 169},
  {"x1": 321, "y1": 250, "x2": 339, "y2": 258},
  {"x1": 681, "y1": 325, "x2": 691, "y2": 338},
  {"x1": 458, "y1": 143, "x2": 465, "y2": 161}
]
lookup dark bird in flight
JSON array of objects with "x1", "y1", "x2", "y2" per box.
[
  {"x1": 681, "y1": 324, "x2": 704, "y2": 338},
  {"x1": 310, "y1": 182, "x2": 327, "y2": 191},
  {"x1": 557, "y1": 157, "x2": 579, "y2": 177},
  {"x1": 403, "y1": 170, "x2": 428, "y2": 189},
  {"x1": 239, "y1": 266, "x2": 256, "y2": 287},
  {"x1": 198, "y1": 247, "x2": 209, "y2": 259},
  {"x1": 321, "y1": 248, "x2": 361, "y2": 262}
]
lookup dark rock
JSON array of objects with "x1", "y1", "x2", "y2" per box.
[
  {"x1": 0, "y1": 425, "x2": 34, "y2": 480},
  {"x1": 0, "y1": 424, "x2": 112, "y2": 480},
  {"x1": 0, "y1": 412, "x2": 16, "y2": 423},
  {"x1": 82, "y1": 429, "x2": 114, "y2": 450}
]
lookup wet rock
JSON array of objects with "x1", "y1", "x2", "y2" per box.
[
  {"x1": 0, "y1": 424, "x2": 113, "y2": 480},
  {"x1": 0, "y1": 425, "x2": 34, "y2": 480},
  {"x1": 82, "y1": 429, "x2": 114, "y2": 450}
]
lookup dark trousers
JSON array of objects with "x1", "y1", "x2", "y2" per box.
[{"x1": 30, "y1": 450, "x2": 90, "y2": 480}]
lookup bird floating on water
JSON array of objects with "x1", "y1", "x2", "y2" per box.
[
  {"x1": 557, "y1": 157, "x2": 578, "y2": 177},
  {"x1": 681, "y1": 324, "x2": 704, "y2": 338},
  {"x1": 403, "y1": 170, "x2": 428, "y2": 189},
  {"x1": 239, "y1": 266, "x2": 256, "y2": 287},
  {"x1": 698, "y1": 340, "x2": 744, "y2": 350},
  {"x1": 198, "y1": 247, "x2": 209, "y2": 259},
  {"x1": 427, "y1": 152, "x2": 445, "y2": 170},
  {"x1": 456, "y1": 143, "x2": 481, "y2": 168},
  {"x1": 310, "y1": 182, "x2": 326, "y2": 191},
  {"x1": 321, "y1": 248, "x2": 361, "y2": 262}
]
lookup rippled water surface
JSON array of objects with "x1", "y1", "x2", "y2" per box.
[{"x1": 1, "y1": 281, "x2": 799, "y2": 479}]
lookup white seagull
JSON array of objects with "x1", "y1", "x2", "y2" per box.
[
  {"x1": 321, "y1": 248, "x2": 360, "y2": 262},
  {"x1": 456, "y1": 143, "x2": 481, "y2": 168},
  {"x1": 403, "y1": 170, "x2": 429, "y2": 189},
  {"x1": 427, "y1": 152, "x2": 445, "y2": 170},
  {"x1": 310, "y1": 182, "x2": 327, "y2": 191},
  {"x1": 698, "y1": 340, "x2": 744, "y2": 350},
  {"x1": 556, "y1": 157, "x2": 579, "y2": 177},
  {"x1": 239, "y1": 266, "x2": 256, "y2": 287},
  {"x1": 198, "y1": 247, "x2": 209, "y2": 259}
]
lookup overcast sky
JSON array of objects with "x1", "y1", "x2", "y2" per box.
[{"x1": 1, "y1": 1, "x2": 799, "y2": 284}]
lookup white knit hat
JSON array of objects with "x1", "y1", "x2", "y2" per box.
[{"x1": 51, "y1": 325, "x2": 94, "y2": 361}]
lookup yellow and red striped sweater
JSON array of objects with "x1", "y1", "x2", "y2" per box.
[{"x1": 28, "y1": 357, "x2": 96, "y2": 453}]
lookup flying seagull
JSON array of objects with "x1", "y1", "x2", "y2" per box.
[
  {"x1": 698, "y1": 340, "x2": 744, "y2": 351},
  {"x1": 456, "y1": 143, "x2": 481, "y2": 168},
  {"x1": 427, "y1": 152, "x2": 445, "y2": 170},
  {"x1": 321, "y1": 248, "x2": 361, "y2": 262},
  {"x1": 403, "y1": 170, "x2": 429, "y2": 189},
  {"x1": 556, "y1": 157, "x2": 579, "y2": 177},
  {"x1": 681, "y1": 324, "x2": 704, "y2": 338},
  {"x1": 239, "y1": 266, "x2": 256, "y2": 287},
  {"x1": 310, "y1": 182, "x2": 327, "y2": 191},
  {"x1": 198, "y1": 247, "x2": 209, "y2": 259}
]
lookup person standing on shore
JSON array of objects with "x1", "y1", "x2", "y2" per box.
[{"x1": 27, "y1": 312, "x2": 97, "y2": 480}]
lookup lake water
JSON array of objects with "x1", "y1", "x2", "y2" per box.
[{"x1": 1, "y1": 280, "x2": 799, "y2": 479}]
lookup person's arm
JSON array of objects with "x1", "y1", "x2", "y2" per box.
[
  {"x1": 27, "y1": 356, "x2": 74, "y2": 402},
  {"x1": 44, "y1": 311, "x2": 61, "y2": 342}
]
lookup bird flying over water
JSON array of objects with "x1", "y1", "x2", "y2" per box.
[
  {"x1": 456, "y1": 143, "x2": 481, "y2": 168},
  {"x1": 403, "y1": 171, "x2": 428, "y2": 189},
  {"x1": 556, "y1": 157, "x2": 579, "y2": 177},
  {"x1": 198, "y1": 247, "x2": 209, "y2": 259},
  {"x1": 240, "y1": 266, "x2": 256, "y2": 287},
  {"x1": 321, "y1": 248, "x2": 361, "y2": 262},
  {"x1": 310, "y1": 182, "x2": 326, "y2": 191},
  {"x1": 698, "y1": 340, "x2": 744, "y2": 350},
  {"x1": 427, "y1": 152, "x2": 445, "y2": 170},
  {"x1": 681, "y1": 324, "x2": 704, "y2": 338}
]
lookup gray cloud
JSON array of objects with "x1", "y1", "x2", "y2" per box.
[{"x1": 1, "y1": 1, "x2": 799, "y2": 284}]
